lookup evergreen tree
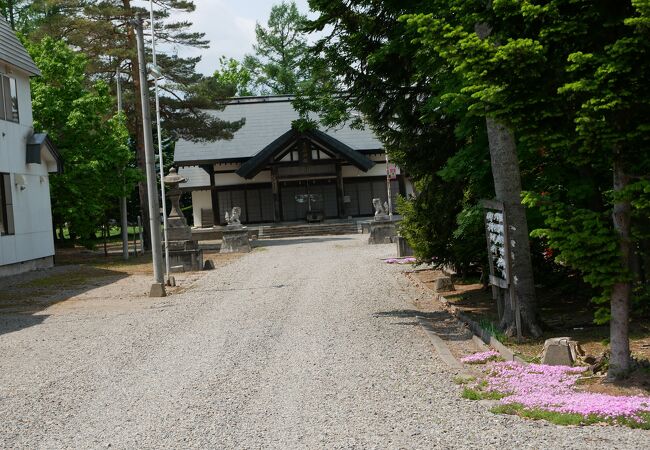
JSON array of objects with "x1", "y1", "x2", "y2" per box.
[
  {"x1": 244, "y1": 1, "x2": 308, "y2": 95},
  {"x1": 296, "y1": 1, "x2": 492, "y2": 283},
  {"x1": 23, "y1": 0, "x2": 243, "y2": 248}
]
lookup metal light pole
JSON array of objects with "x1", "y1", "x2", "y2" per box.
[
  {"x1": 133, "y1": 15, "x2": 166, "y2": 297},
  {"x1": 116, "y1": 66, "x2": 129, "y2": 261},
  {"x1": 149, "y1": 0, "x2": 170, "y2": 281}
]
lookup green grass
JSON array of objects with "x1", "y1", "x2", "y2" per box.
[
  {"x1": 518, "y1": 354, "x2": 542, "y2": 364},
  {"x1": 478, "y1": 318, "x2": 508, "y2": 343},
  {"x1": 461, "y1": 387, "x2": 507, "y2": 401},
  {"x1": 59, "y1": 226, "x2": 142, "y2": 242},
  {"x1": 491, "y1": 403, "x2": 650, "y2": 429},
  {"x1": 453, "y1": 375, "x2": 476, "y2": 385}
]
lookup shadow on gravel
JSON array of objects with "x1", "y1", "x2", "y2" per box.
[
  {"x1": 373, "y1": 309, "x2": 473, "y2": 341},
  {"x1": 0, "y1": 313, "x2": 49, "y2": 336},
  {"x1": 0, "y1": 266, "x2": 128, "y2": 336}
]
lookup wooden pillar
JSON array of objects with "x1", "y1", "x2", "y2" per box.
[
  {"x1": 271, "y1": 166, "x2": 282, "y2": 222},
  {"x1": 336, "y1": 164, "x2": 345, "y2": 218},
  {"x1": 209, "y1": 165, "x2": 220, "y2": 226}
]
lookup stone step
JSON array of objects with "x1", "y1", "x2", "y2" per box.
[{"x1": 258, "y1": 223, "x2": 360, "y2": 239}]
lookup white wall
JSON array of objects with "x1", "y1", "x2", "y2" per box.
[
  {"x1": 0, "y1": 66, "x2": 55, "y2": 269},
  {"x1": 214, "y1": 170, "x2": 271, "y2": 186},
  {"x1": 191, "y1": 190, "x2": 212, "y2": 227},
  {"x1": 342, "y1": 162, "x2": 400, "y2": 178}
]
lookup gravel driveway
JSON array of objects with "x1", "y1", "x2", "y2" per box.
[{"x1": 0, "y1": 234, "x2": 648, "y2": 449}]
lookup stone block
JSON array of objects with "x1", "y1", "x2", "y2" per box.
[
  {"x1": 396, "y1": 236, "x2": 414, "y2": 257},
  {"x1": 149, "y1": 282, "x2": 166, "y2": 298},
  {"x1": 167, "y1": 226, "x2": 192, "y2": 241},
  {"x1": 167, "y1": 245, "x2": 203, "y2": 272},
  {"x1": 541, "y1": 337, "x2": 578, "y2": 366},
  {"x1": 433, "y1": 277, "x2": 455, "y2": 292},
  {"x1": 220, "y1": 228, "x2": 252, "y2": 253},
  {"x1": 368, "y1": 222, "x2": 396, "y2": 245}
]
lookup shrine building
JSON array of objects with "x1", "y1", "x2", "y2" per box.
[{"x1": 174, "y1": 95, "x2": 413, "y2": 226}]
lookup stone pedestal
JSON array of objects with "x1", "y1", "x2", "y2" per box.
[
  {"x1": 396, "y1": 236, "x2": 414, "y2": 257},
  {"x1": 541, "y1": 337, "x2": 579, "y2": 366},
  {"x1": 368, "y1": 221, "x2": 396, "y2": 245},
  {"x1": 166, "y1": 240, "x2": 203, "y2": 272},
  {"x1": 220, "y1": 227, "x2": 252, "y2": 253}
]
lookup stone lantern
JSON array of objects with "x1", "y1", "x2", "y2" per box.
[
  {"x1": 162, "y1": 167, "x2": 191, "y2": 241},
  {"x1": 162, "y1": 167, "x2": 203, "y2": 271}
]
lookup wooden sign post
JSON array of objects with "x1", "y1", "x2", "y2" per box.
[{"x1": 481, "y1": 199, "x2": 522, "y2": 340}]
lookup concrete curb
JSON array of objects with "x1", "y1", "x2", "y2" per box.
[
  {"x1": 455, "y1": 310, "x2": 526, "y2": 364},
  {"x1": 415, "y1": 316, "x2": 464, "y2": 371},
  {"x1": 406, "y1": 272, "x2": 526, "y2": 365}
]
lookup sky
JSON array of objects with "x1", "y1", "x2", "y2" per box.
[{"x1": 167, "y1": 0, "x2": 311, "y2": 76}]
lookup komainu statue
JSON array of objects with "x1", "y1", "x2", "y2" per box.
[
  {"x1": 225, "y1": 206, "x2": 242, "y2": 227},
  {"x1": 372, "y1": 198, "x2": 390, "y2": 221}
]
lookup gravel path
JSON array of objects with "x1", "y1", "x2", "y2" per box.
[{"x1": 0, "y1": 234, "x2": 648, "y2": 449}]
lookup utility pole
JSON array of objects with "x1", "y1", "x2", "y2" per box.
[
  {"x1": 116, "y1": 66, "x2": 129, "y2": 261},
  {"x1": 149, "y1": 0, "x2": 170, "y2": 282},
  {"x1": 133, "y1": 15, "x2": 166, "y2": 297}
]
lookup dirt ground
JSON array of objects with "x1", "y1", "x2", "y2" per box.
[
  {"x1": 0, "y1": 247, "x2": 242, "y2": 315},
  {"x1": 410, "y1": 268, "x2": 650, "y2": 396}
]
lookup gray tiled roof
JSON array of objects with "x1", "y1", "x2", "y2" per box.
[
  {"x1": 178, "y1": 166, "x2": 210, "y2": 189},
  {"x1": 0, "y1": 15, "x2": 40, "y2": 76},
  {"x1": 174, "y1": 97, "x2": 383, "y2": 164}
]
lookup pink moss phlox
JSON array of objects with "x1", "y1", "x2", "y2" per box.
[
  {"x1": 460, "y1": 350, "x2": 501, "y2": 364},
  {"x1": 384, "y1": 257, "x2": 417, "y2": 264},
  {"x1": 480, "y1": 361, "x2": 650, "y2": 422}
]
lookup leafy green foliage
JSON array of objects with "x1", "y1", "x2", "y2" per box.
[
  {"x1": 211, "y1": 56, "x2": 254, "y2": 97},
  {"x1": 523, "y1": 192, "x2": 624, "y2": 323},
  {"x1": 20, "y1": 0, "x2": 243, "y2": 144},
  {"x1": 299, "y1": 1, "x2": 490, "y2": 273},
  {"x1": 404, "y1": 0, "x2": 650, "y2": 329},
  {"x1": 28, "y1": 37, "x2": 140, "y2": 246}
]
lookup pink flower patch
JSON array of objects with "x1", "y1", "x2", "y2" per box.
[
  {"x1": 461, "y1": 350, "x2": 501, "y2": 364},
  {"x1": 384, "y1": 257, "x2": 417, "y2": 264},
  {"x1": 478, "y1": 361, "x2": 650, "y2": 422}
]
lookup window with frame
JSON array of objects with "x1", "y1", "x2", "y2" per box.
[
  {"x1": 0, "y1": 75, "x2": 19, "y2": 123},
  {"x1": 0, "y1": 173, "x2": 14, "y2": 235}
]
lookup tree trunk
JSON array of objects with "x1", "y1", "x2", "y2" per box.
[
  {"x1": 609, "y1": 159, "x2": 631, "y2": 379},
  {"x1": 8, "y1": 1, "x2": 15, "y2": 30},
  {"x1": 123, "y1": 0, "x2": 151, "y2": 251},
  {"x1": 486, "y1": 118, "x2": 541, "y2": 337}
]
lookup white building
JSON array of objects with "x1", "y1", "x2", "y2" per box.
[
  {"x1": 0, "y1": 16, "x2": 61, "y2": 277},
  {"x1": 175, "y1": 96, "x2": 413, "y2": 227}
]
